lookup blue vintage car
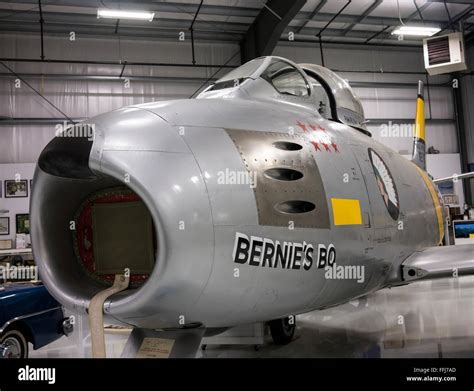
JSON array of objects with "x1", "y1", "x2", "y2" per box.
[{"x1": 0, "y1": 282, "x2": 73, "y2": 358}]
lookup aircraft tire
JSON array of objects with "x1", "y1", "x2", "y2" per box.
[{"x1": 269, "y1": 316, "x2": 295, "y2": 345}]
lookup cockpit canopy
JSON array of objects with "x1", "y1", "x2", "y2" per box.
[
  {"x1": 199, "y1": 56, "x2": 368, "y2": 133},
  {"x1": 300, "y1": 63, "x2": 366, "y2": 130}
]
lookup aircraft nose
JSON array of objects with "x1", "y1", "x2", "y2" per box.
[
  {"x1": 90, "y1": 107, "x2": 190, "y2": 162},
  {"x1": 32, "y1": 106, "x2": 214, "y2": 327}
]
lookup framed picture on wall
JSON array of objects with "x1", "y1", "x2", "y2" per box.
[
  {"x1": 0, "y1": 217, "x2": 9, "y2": 235},
  {"x1": 16, "y1": 214, "x2": 30, "y2": 234},
  {"x1": 0, "y1": 239, "x2": 12, "y2": 250},
  {"x1": 5, "y1": 180, "x2": 28, "y2": 198}
]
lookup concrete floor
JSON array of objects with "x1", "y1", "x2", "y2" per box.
[{"x1": 30, "y1": 275, "x2": 474, "y2": 358}]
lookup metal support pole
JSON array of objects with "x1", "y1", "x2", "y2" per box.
[
  {"x1": 319, "y1": 35, "x2": 325, "y2": 67},
  {"x1": 189, "y1": 0, "x2": 203, "y2": 65},
  {"x1": 452, "y1": 77, "x2": 472, "y2": 205},
  {"x1": 38, "y1": 0, "x2": 45, "y2": 60},
  {"x1": 316, "y1": 0, "x2": 351, "y2": 68},
  {"x1": 191, "y1": 28, "x2": 196, "y2": 65}
]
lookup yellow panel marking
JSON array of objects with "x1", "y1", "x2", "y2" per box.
[
  {"x1": 415, "y1": 97, "x2": 425, "y2": 141},
  {"x1": 414, "y1": 165, "x2": 444, "y2": 245},
  {"x1": 331, "y1": 198, "x2": 362, "y2": 226},
  {"x1": 470, "y1": 234, "x2": 474, "y2": 239}
]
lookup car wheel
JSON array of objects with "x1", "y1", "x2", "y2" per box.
[
  {"x1": 269, "y1": 316, "x2": 295, "y2": 345},
  {"x1": 1, "y1": 329, "x2": 29, "y2": 358}
]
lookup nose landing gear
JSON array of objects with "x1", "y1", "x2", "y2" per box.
[{"x1": 269, "y1": 316, "x2": 296, "y2": 345}]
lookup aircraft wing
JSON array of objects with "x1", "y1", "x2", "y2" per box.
[{"x1": 390, "y1": 244, "x2": 474, "y2": 285}]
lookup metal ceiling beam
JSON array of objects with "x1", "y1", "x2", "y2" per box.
[
  {"x1": 0, "y1": 19, "x2": 436, "y2": 47},
  {"x1": 0, "y1": 73, "x2": 217, "y2": 83},
  {"x1": 287, "y1": 26, "x2": 425, "y2": 42},
  {"x1": 412, "y1": 0, "x2": 427, "y2": 23},
  {"x1": 293, "y1": 12, "x2": 445, "y2": 27},
  {"x1": 296, "y1": 0, "x2": 327, "y2": 34},
  {"x1": 240, "y1": 0, "x2": 306, "y2": 63},
  {"x1": 2, "y1": 1, "x2": 471, "y2": 48},
  {"x1": 427, "y1": 0, "x2": 474, "y2": 4},
  {"x1": 365, "y1": 25, "x2": 391, "y2": 44},
  {"x1": 406, "y1": 1, "x2": 433, "y2": 22},
  {"x1": 0, "y1": 58, "x2": 237, "y2": 69},
  {"x1": 0, "y1": 72, "x2": 448, "y2": 88},
  {"x1": 0, "y1": 0, "x2": 467, "y2": 18},
  {"x1": 438, "y1": 4, "x2": 474, "y2": 34},
  {"x1": 0, "y1": 5, "x2": 451, "y2": 33},
  {"x1": 326, "y1": 1, "x2": 433, "y2": 45},
  {"x1": 342, "y1": 0, "x2": 382, "y2": 36},
  {"x1": 0, "y1": 117, "x2": 85, "y2": 125},
  {"x1": 0, "y1": 60, "x2": 74, "y2": 122},
  {"x1": 0, "y1": 2, "x2": 459, "y2": 28},
  {"x1": 317, "y1": 0, "x2": 351, "y2": 36},
  {"x1": 0, "y1": 19, "x2": 434, "y2": 47},
  {"x1": 0, "y1": 1, "x2": 261, "y2": 18},
  {"x1": 279, "y1": 37, "x2": 422, "y2": 48},
  {"x1": 0, "y1": 23, "x2": 242, "y2": 43},
  {"x1": 0, "y1": 10, "x2": 249, "y2": 33},
  {"x1": 3, "y1": 9, "x2": 416, "y2": 43},
  {"x1": 360, "y1": 1, "x2": 433, "y2": 44}
]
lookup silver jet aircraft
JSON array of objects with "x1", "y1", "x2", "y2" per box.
[{"x1": 31, "y1": 56, "x2": 474, "y2": 347}]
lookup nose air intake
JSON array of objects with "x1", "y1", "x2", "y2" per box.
[
  {"x1": 32, "y1": 130, "x2": 157, "y2": 316},
  {"x1": 38, "y1": 128, "x2": 95, "y2": 179}
]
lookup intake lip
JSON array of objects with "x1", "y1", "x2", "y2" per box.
[{"x1": 38, "y1": 133, "x2": 94, "y2": 179}]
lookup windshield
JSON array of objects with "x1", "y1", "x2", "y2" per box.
[
  {"x1": 300, "y1": 63, "x2": 366, "y2": 128},
  {"x1": 261, "y1": 59, "x2": 309, "y2": 97},
  {"x1": 301, "y1": 64, "x2": 364, "y2": 118},
  {"x1": 216, "y1": 57, "x2": 266, "y2": 83}
]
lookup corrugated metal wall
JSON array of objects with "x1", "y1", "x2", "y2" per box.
[
  {"x1": 0, "y1": 33, "x2": 240, "y2": 162},
  {"x1": 0, "y1": 33, "x2": 459, "y2": 164}
]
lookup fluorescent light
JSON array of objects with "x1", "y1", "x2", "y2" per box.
[
  {"x1": 392, "y1": 26, "x2": 440, "y2": 37},
  {"x1": 97, "y1": 9, "x2": 155, "y2": 21}
]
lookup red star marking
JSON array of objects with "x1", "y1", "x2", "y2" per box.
[
  {"x1": 321, "y1": 142, "x2": 331, "y2": 152},
  {"x1": 309, "y1": 123, "x2": 317, "y2": 131},
  {"x1": 332, "y1": 143, "x2": 339, "y2": 153},
  {"x1": 296, "y1": 121, "x2": 307, "y2": 132},
  {"x1": 310, "y1": 141, "x2": 320, "y2": 151}
]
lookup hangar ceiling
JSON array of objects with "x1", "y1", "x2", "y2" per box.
[{"x1": 0, "y1": 0, "x2": 473, "y2": 48}]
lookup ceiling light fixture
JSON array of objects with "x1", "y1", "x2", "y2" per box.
[
  {"x1": 97, "y1": 9, "x2": 155, "y2": 21},
  {"x1": 392, "y1": 26, "x2": 440, "y2": 37}
]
